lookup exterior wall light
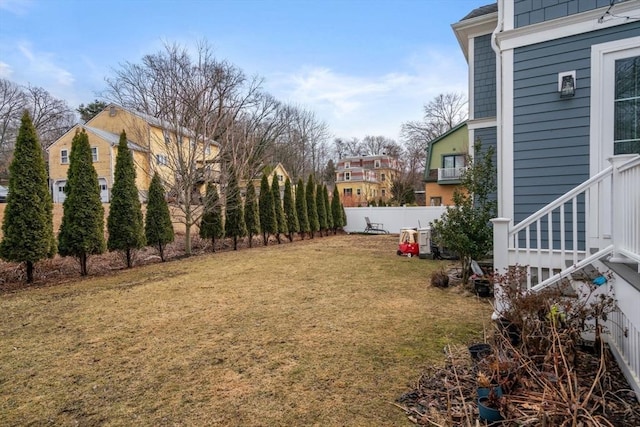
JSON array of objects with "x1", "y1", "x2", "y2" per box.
[{"x1": 558, "y1": 71, "x2": 576, "y2": 98}]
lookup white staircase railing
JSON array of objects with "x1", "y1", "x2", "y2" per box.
[
  {"x1": 492, "y1": 154, "x2": 640, "y2": 399},
  {"x1": 493, "y1": 154, "x2": 640, "y2": 293}
]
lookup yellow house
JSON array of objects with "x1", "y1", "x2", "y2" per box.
[
  {"x1": 423, "y1": 122, "x2": 468, "y2": 206},
  {"x1": 334, "y1": 155, "x2": 401, "y2": 206},
  {"x1": 48, "y1": 104, "x2": 219, "y2": 203},
  {"x1": 241, "y1": 163, "x2": 291, "y2": 199}
]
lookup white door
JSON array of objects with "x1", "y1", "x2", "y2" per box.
[
  {"x1": 53, "y1": 180, "x2": 66, "y2": 203},
  {"x1": 98, "y1": 178, "x2": 109, "y2": 203}
]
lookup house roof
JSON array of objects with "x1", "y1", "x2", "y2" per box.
[
  {"x1": 423, "y1": 122, "x2": 468, "y2": 182},
  {"x1": 83, "y1": 126, "x2": 146, "y2": 152},
  {"x1": 97, "y1": 103, "x2": 220, "y2": 148},
  {"x1": 460, "y1": 3, "x2": 497, "y2": 21},
  {"x1": 451, "y1": 3, "x2": 498, "y2": 61}
]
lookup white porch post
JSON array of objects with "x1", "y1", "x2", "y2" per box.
[
  {"x1": 608, "y1": 154, "x2": 638, "y2": 263},
  {"x1": 491, "y1": 218, "x2": 511, "y2": 318}
]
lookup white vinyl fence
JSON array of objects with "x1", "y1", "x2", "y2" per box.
[{"x1": 344, "y1": 206, "x2": 447, "y2": 234}]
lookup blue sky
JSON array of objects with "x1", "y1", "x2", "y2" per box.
[{"x1": 0, "y1": 0, "x2": 491, "y2": 141}]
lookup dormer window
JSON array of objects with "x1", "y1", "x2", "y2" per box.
[
  {"x1": 344, "y1": 171, "x2": 351, "y2": 181},
  {"x1": 344, "y1": 161, "x2": 350, "y2": 169},
  {"x1": 374, "y1": 159, "x2": 381, "y2": 168}
]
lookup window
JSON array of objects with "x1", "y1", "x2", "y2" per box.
[
  {"x1": 443, "y1": 154, "x2": 465, "y2": 169},
  {"x1": 100, "y1": 183, "x2": 107, "y2": 191},
  {"x1": 343, "y1": 188, "x2": 353, "y2": 197},
  {"x1": 430, "y1": 197, "x2": 442, "y2": 206},
  {"x1": 344, "y1": 161, "x2": 350, "y2": 169},
  {"x1": 344, "y1": 171, "x2": 351, "y2": 181},
  {"x1": 381, "y1": 173, "x2": 386, "y2": 181},
  {"x1": 156, "y1": 154, "x2": 168, "y2": 166},
  {"x1": 205, "y1": 146, "x2": 211, "y2": 156},
  {"x1": 163, "y1": 130, "x2": 171, "y2": 144},
  {"x1": 374, "y1": 159, "x2": 381, "y2": 168},
  {"x1": 381, "y1": 189, "x2": 386, "y2": 197},
  {"x1": 356, "y1": 188, "x2": 361, "y2": 196},
  {"x1": 91, "y1": 147, "x2": 98, "y2": 162},
  {"x1": 277, "y1": 174, "x2": 283, "y2": 182},
  {"x1": 61, "y1": 149, "x2": 69, "y2": 164},
  {"x1": 58, "y1": 185, "x2": 66, "y2": 193},
  {"x1": 614, "y1": 55, "x2": 640, "y2": 154}
]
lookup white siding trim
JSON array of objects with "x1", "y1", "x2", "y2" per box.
[
  {"x1": 503, "y1": 0, "x2": 514, "y2": 32},
  {"x1": 498, "y1": 2, "x2": 640, "y2": 51},
  {"x1": 500, "y1": 49, "x2": 514, "y2": 222},
  {"x1": 469, "y1": 37, "x2": 475, "y2": 120},
  {"x1": 468, "y1": 118, "x2": 497, "y2": 129}
]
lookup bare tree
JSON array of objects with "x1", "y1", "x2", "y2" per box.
[
  {"x1": 400, "y1": 92, "x2": 468, "y2": 191},
  {"x1": 276, "y1": 104, "x2": 329, "y2": 181},
  {"x1": 0, "y1": 79, "x2": 75, "y2": 178},
  {"x1": 24, "y1": 85, "x2": 75, "y2": 151},
  {"x1": 104, "y1": 41, "x2": 262, "y2": 255},
  {"x1": 0, "y1": 79, "x2": 26, "y2": 177}
]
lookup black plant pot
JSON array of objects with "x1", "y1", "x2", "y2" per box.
[
  {"x1": 468, "y1": 343, "x2": 492, "y2": 361},
  {"x1": 497, "y1": 318, "x2": 521, "y2": 346}
]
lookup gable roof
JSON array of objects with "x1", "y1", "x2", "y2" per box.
[
  {"x1": 94, "y1": 103, "x2": 220, "y2": 148},
  {"x1": 46, "y1": 123, "x2": 146, "y2": 153},
  {"x1": 424, "y1": 122, "x2": 468, "y2": 181},
  {"x1": 83, "y1": 126, "x2": 146, "y2": 152},
  {"x1": 460, "y1": 3, "x2": 497, "y2": 21}
]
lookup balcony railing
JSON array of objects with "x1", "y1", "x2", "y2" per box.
[{"x1": 438, "y1": 167, "x2": 466, "y2": 181}]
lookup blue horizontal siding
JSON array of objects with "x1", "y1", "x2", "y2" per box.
[
  {"x1": 474, "y1": 34, "x2": 497, "y2": 118},
  {"x1": 512, "y1": 22, "x2": 640, "y2": 249},
  {"x1": 515, "y1": 0, "x2": 612, "y2": 28}
]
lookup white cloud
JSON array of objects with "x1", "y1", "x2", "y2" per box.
[
  {"x1": 17, "y1": 42, "x2": 75, "y2": 87},
  {"x1": 0, "y1": 61, "x2": 12, "y2": 78},
  {"x1": 0, "y1": 0, "x2": 32, "y2": 15},
  {"x1": 267, "y1": 48, "x2": 469, "y2": 140}
]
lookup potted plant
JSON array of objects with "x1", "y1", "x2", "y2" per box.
[
  {"x1": 476, "y1": 372, "x2": 502, "y2": 399},
  {"x1": 478, "y1": 387, "x2": 505, "y2": 423}
]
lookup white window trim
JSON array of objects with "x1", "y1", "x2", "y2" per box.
[
  {"x1": 588, "y1": 36, "x2": 640, "y2": 247},
  {"x1": 91, "y1": 146, "x2": 98, "y2": 162},
  {"x1": 344, "y1": 161, "x2": 350, "y2": 169},
  {"x1": 60, "y1": 149, "x2": 69, "y2": 164},
  {"x1": 590, "y1": 37, "x2": 640, "y2": 176},
  {"x1": 344, "y1": 171, "x2": 351, "y2": 181},
  {"x1": 497, "y1": 2, "x2": 640, "y2": 51}
]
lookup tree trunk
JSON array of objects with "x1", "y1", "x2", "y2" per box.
[
  {"x1": 211, "y1": 237, "x2": 216, "y2": 252},
  {"x1": 158, "y1": 242, "x2": 166, "y2": 262},
  {"x1": 276, "y1": 232, "x2": 281, "y2": 244},
  {"x1": 184, "y1": 221, "x2": 192, "y2": 256},
  {"x1": 247, "y1": 233, "x2": 253, "y2": 248},
  {"x1": 263, "y1": 232, "x2": 268, "y2": 246},
  {"x1": 233, "y1": 236, "x2": 238, "y2": 251},
  {"x1": 126, "y1": 249, "x2": 132, "y2": 268},
  {"x1": 80, "y1": 253, "x2": 88, "y2": 276},
  {"x1": 26, "y1": 260, "x2": 34, "y2": 283}
]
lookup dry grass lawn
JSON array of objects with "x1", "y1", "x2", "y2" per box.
[{"x1": 0, "y1": 233, "x2": 492, "y2": 426}]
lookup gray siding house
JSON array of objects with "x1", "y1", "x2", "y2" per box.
[{"x1": 453, "y1": 0, "x2": 640, "y2": 398}]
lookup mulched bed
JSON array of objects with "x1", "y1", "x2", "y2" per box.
[
  {"x1": 0, "y1": 231, "x2": 343, "y2": 293},
  {"x1": 396, "y1": 342, "x2": 640, "y2": 426}
]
